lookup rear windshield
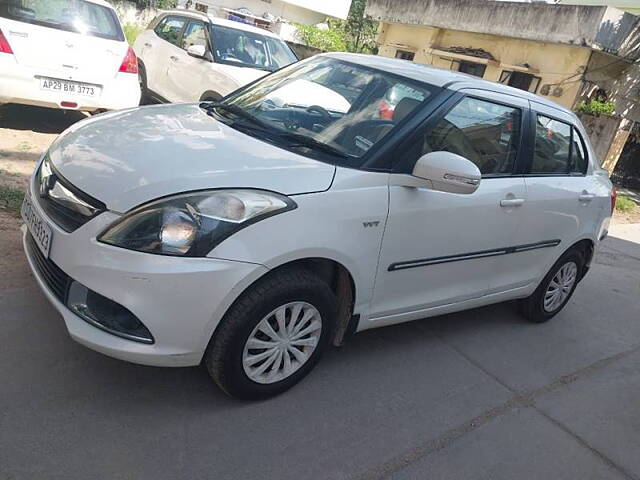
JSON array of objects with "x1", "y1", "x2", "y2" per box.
[
  {"x1": 0, "y1": 0, "x2": 124, "y2": 42},
  {"x1": 210, "y1": 24, "x2": 297, "y2": 72}
]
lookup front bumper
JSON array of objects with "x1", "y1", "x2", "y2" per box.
[{"x1": 22, "y1": 189, "x2": 268, "y2": 367}]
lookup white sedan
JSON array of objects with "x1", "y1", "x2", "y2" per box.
[
  {"x1": 22, "y1": 53, "x2": 613, "y2": 400},
  {"x1": 0, "y1": 0, "x2": 140, "y2": 112}
]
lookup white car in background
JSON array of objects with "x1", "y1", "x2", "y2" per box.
[
  {"x1": 0, "y1": 0, "x2": 140, "y2": 112},
  {"x1": 134, "y1": 10, "x2": 298, "y2": 103}
]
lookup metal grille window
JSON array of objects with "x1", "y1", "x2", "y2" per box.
[
  {"x1": 395, "y1": 50, "x2": 415, "y2": 61},
  {"x1": 499, "y1": 70, "x2": 541, "y2": 94}
]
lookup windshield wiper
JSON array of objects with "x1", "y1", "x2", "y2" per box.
[
  {"x1": 273, "y1": 130, "x2": 349, "y2": 159},
  {"x1": 201, "y1": 102, "x2": 349, "y2": 159}
]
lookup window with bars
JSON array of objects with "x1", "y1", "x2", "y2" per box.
[
  {"x1": 499, "y1": 70, "x2": 541, "y2": 94},
  {"x1": 395, "y1": 50, "x2": 415, "y2": 61}
]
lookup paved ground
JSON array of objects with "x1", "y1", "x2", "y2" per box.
[{"x1": 1, "y1": 105, "x2": 640, "y2": 479}]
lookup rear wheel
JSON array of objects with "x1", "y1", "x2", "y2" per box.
[
  {"x1": 519, "y1": 249, "x2": 583, "y2": 323},
  {"x1": 205, "y1": 268, "x2": 337, "y2": 400}
]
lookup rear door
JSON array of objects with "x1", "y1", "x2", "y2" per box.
[
  {"x1": 146, "y1": 14, "x2": 187, "y2": 101},
  {"x1": 507, "y1": 103, "x2": 597, "y2": 288},
  {"x1": 0, "y1": 0, "x2": 127, "y2": 85}
]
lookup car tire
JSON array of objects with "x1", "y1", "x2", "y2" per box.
[
  {"x1": 205, "y1": 268, "x2": 337, "y2": 400},
  {"x1": 138, "y1": 62, "x2": 148, "y2": 105},
  {"x1": 519, "y1": 248, "x2": 584, "y2": 323}
]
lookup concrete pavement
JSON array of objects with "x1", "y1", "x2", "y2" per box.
[{"x1": 1, "y1": 225, "x2": 639, "y2": 479}]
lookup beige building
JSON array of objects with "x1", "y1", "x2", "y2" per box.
[{"x1": 366, "y1": 0, "x2": 640, "y2": 175}]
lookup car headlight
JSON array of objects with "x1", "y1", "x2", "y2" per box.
[{"x1": 98, "y1": 190, "x2": 296, "y2": 256}]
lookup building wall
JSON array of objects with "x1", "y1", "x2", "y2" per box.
[
  {"x1": 559, "y1": 0, "x2": 640, "y2": 16},
  {"x1": 184, "y1": 0, "x2": 330, "y2": 25},
  {"x1": 377, "y1": 23, "x2": 591, "y2": 109}
]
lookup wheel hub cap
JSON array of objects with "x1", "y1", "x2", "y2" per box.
[
  {"x1": 242, "y1": 302, "x2": 322, "y2": 385},
  {"x1": 544, "y1": 261, "x2": 578, "y2": 313}
]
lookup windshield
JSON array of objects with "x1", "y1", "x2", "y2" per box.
[
  {"x1": 0, "y1": 0, "x2": 124, "y2": 41},
  {"x1": 215, "y1": 57, "x2": 439, "y2": 166},
  {"x1": 210, "y1": 24, "x2": 297, "y2": 72}
]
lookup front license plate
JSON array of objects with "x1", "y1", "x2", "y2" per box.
[
  {"x1": 21, "y1": 193, "x2": 52, "y2": 258},
  {"x1": 40, "y1": 77, "x2": 100, "y2": 97}
]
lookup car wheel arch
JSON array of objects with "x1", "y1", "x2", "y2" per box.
[{"x1": 205, "y1": 257, "x2": 357, "y2": 356}]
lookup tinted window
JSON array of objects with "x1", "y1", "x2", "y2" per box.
[
  {"x1": 181, "y1": 21, "x2": 207, "y2": 50},
  {"x1": 420, "y1": 97, "x2": 522, "y2": 175},
  {"x1": 570, "y1": 128, "x2": 588, "y2": 174},
  {"x1": 0, "y1": 0, "x2": 124, "y2": 41},
  {"x1": 211, "y1": 25, "x2": 297, "y2": 72},
  {"x1": 531, "y1": 115, "x2": 572, "y2": 174},
  {"x1": 155, "y1": 16, "x2": 186, "y2": 46}
]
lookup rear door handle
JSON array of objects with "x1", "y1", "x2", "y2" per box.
[
  {"x1": 579, "y1": 193, "x2": 595, "y2": 202},
  {"x1": 170, "y1": 56, "x2": 179, "y2": 62},
  {"x1": 500, "y1": 198, "x2": 525, "y2": 207},
  {"x1": 144, "y1": 43, "x2": 152, "y2": 47}
]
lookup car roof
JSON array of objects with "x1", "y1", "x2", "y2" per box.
[
  {"x1": 158, "y1": 9, "x2": 282, "y2": 39},
  {"x1": 324, "y1": 52, "x2": 575, "y2": 118}
]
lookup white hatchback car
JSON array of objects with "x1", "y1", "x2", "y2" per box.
[
  {"x1": 22, "y1": 54, "x2": 613, "y2": 399},
  {"x1": 0, "y1": 0, "x2": 140, "y2": 112},
  {"x1": 133, "y1": 10, "x2": 297, "y2": 103}
]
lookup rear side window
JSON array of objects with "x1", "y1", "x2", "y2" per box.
[
  {"x1": 0, "y1": 0, "x2": 124, "y2": 41},
  {"x1": 155, "y1": 16, "x2": 186, "y2": 46},
  {"x1": 420, "y1": 96, "x2": 522, "y2": 175},
  {"x1": 531, "y1": 115, "x2": 586, "y2": 174},
  {"x1": 570, "y1": 128, "x2": 588, "y2": 174}
]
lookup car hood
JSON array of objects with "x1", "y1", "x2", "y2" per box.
[{"x1": 48, "y1": 104, "x2": 336, "y2": 212}]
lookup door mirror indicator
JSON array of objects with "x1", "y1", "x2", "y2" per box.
[
  {"x1": 187, "y1": 44, "x2": 207, "y2": 59},
  {"x1": 412, "y1": 152, "x2": 481, "y2": 194}
]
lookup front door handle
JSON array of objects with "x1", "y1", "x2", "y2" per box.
[
  {"x1": 500, "y1": 198, "x2": 525, "y2": 207},
  {"x1": 170, "y1": 55, "x2": 179, "y2": 62},
  {"x1": 579, "y1": 192, "x2": 595, "y2": 202},
  {"x1": 144, "y1": 43, "x2": 152, "y2": 47}
]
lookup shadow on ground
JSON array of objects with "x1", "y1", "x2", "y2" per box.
[{"x1": 0, "y1": 104, "x2": 87, "y2": 134}]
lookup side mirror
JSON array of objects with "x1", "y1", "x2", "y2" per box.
[
  {"x1": 412, "y1": 151, "x2": 481, "y2": 194},
  {"x1": 187, "y1": 44, "x2": 207, "y2": 59}
]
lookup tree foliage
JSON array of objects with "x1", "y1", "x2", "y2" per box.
[
  {"x1": 577, "y1": 99, "x2": 616, "y2": 117},
  {"x1": 295, "y1": 0, "x2": 378, "y2": 54}
]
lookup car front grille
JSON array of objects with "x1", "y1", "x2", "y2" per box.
[
  {"x1": 26, "y1": 232, "x2": 71, "y2": 303},
  {"x1": 35, "y1": 155, "x2": 106, "y2": 232}
]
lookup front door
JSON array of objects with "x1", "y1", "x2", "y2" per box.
[{"x1": 369, "y1": 92, "x2": 529, "y2": 325}]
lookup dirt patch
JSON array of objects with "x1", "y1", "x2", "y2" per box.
[
  {"x1": 612, "y1": 209, "x2": 640, "y2": 225},
  {"x1": 0, "y1": 211, "x2": 31, "y2": 291}
]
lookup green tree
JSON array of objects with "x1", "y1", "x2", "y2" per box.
[
  {"x1": 343, "y1": 0, "x2": 378, "y2": 54},
  {"x1": 294, "y1": 0, "x2": 378, "y2": 54}
]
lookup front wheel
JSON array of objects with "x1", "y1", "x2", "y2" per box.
[
  {"x1": 519, "y1": 249, "x2": 584, "y2": 323},
  {"x1": 205, "y1": 268, "x2": 337, "y2": 400}
]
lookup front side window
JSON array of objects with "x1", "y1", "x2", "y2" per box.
[
  {"x1": 181, "y1": 20, "x2": 207, "y2": 50},
  {"x1": 419, "y1": 97, "x2": 522, "y2": 175},
  {"x1": 531, "y1": 115, "x2": 572, "y2": 174},
  {"x1": 210, "y1": 25, "x2": 297, "y2": 72},
  {"x1": 0, "y1": 0, "x2": 124, "y2": 41},
  {"x1": 155, "y1": 16, "x2": 186, "y2": 46},
  {"x1": 212, "y1": 57, "x2": 439, "y2": 166}
]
